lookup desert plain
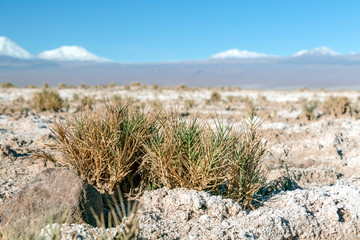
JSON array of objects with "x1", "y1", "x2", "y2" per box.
[{"x1": 1, "y1": 84, "x2": 360, "y2": 239}]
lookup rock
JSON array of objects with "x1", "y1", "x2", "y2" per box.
[{"x1": 0, "y1": 168, "x2": 103, "y2": 230}]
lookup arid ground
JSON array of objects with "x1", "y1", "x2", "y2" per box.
[{"x1": 1, "y1": 85, "x2": 360, "y2": 239}]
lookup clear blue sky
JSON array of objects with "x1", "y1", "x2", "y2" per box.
[{"x1": 1, "y1": 0, "x2": 360, "y2": 62}]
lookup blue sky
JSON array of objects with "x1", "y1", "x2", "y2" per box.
[{"x1": 1, "y1": 0, "x2": 360, "y2": 62}]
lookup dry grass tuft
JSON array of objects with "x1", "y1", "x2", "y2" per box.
[
  {"x1": 302, "y1": 100, "x2": 318, "y2": 120},
  {"x1": 207, "y1": 91, "x2": 222, "y2": 104},
  {"x1": 141, "y1": 111, "x2": 267, "y2": 209},
  {"x1": 31, "y1": 89, "x2": 63, "y2": 112},
  {"x1": 322, "y1": 96, "x2": 351, "y2": 117},
  {"x1": 0, "y1": 82, "x2": 15, "y2": 88},
  {"x1": 39, "y1": 102, "x2": 267, "y2": 209},
  {"x1": 43, "y1": 103, "x2": 152, "y2": 194}
]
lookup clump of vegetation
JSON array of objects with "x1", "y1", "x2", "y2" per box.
[
  {"x1": 322, "y1": 96, "x2": 351, "y2": 117},
  {"x1": 108, "y1": 82, "x2": 116, "y2": 88},
  {"x1": 78, "y1": 95, "x2": 96, "y2": 111},
  {"x1": 31, "y1": 89, "x2": 63, "y2": 112},
  {"x1": 184, "y1": 99, "x2": 195, "y2": 111},
  {"x1": 0, "y1": 82, "x2": 15, "y2": 88},
  {"x1": 130, "y1": 82, "x2": 140, "y2": 87},
  {"x1": 44, "y1": 103, "x2": 153, "y2": 194},
  {"x1": 141, "y1": 112, "x2": 267, "y2": 209},
  {"x1": 25, "y1": 84, "x2": 36, "y2": 88},
  {"x1": 58, "y1": 82, "x2": 67, "y2": 89},
  {"x1": 177, "y1": 84, "x2": 189, "y2": 90},
  {"x1": 41, "y1": 102, "x2": 267, "y2": 209},
  {"x1": 207, "y1": 91, "x2": 222, "y2": 104},
  {"x1": 302, "y1": 101, "x2": 318, "y2": 120}
]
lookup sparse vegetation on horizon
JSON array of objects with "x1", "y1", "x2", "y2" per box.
[{"x1": 31, "y1": 89, "x2": 64, "y2": 112}]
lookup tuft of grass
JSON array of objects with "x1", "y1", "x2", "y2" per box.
[
  {"x1": 77, "y1": 95, "x2": 96, "y2": 111},
  {"x1": 207, "y1": 91, "x2": 222, "y2": 104},
  {"x1": 43, "y1": 103, "x2": 153, "y2": 194},
  {"x1": 322, "y1": 96, "x2": 351, "y2": 117},
  {"x1": 0, "y1": 82, "x2": 15, "y2": 88},
  {"x1": 58, "y1": 82, "x2": 67, "y2": 89},
  {"x1": 39, "y1": 102, "x2": 267, "y2": 209},
  {"x1": 302, "y1": 101, "x2": 318, "y2": 120},
  {"x1": 31, "y1": 89, "x2": 63, "y2": 112},
  {"x1": 141, "y1": 111, "x2": 267, "y2": 209},
  {"x1": 141, "y1": 113, "x2": 231, "y2": 192},
  {"x1": 224, "y1": 114, "x2": 267, "y2": 209}
]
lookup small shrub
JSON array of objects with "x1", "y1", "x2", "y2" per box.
[
  {"x1": 80, "y1": 82, "x2": 87, "y2": 89},
  {"x1": 108, "y1": 82, "x2": 116, "y2": 88},
  {"x1": 302, "y1": 101, "x2": 318, "y2": 120},
  {"x1": 73, "y1": 93, "x2": 80, "y2": 101},
  {"x1": 184, "y1": 99, "x2": 195, "y2": 111},
  {"x1": 0, "y1": 82, "x2": 15, "y2": 88},
  {"x1": 44, "y1": 103, "x2": 153, "y2": 194},
  {"x1": 31, "y1": 89, "x2": 63, "y2": 112},
  {"x1": 25, "y1": 84, "x2": 36, "y2": 89},
  {"x1": 78, "y1": 95, "x2": 96, "y2": 111},
  {"x1": 142, "y1": 112, "x2": 267, "y2": 209},
  {"x1": 58, "y1": 82, "x2": 67, "y2": 89},
  {"x1": 322, "y1": 96, "x2": 351, "y2": 117},
  {"x1": 207, "y1": 91, "x2": 221, "y2": 104},
  {"x1": 177, "y1": 84, "x2": 188, "y2": 90},
  {"x1": 130, "y1": 82, "x2": 140, "y2": 87}
]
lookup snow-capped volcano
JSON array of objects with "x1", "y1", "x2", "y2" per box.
[
  {"x1": 0, "y1": 36, "x2": 33, "y2": 59},
  {"x1": 211, "y1": 49, "x2": 269, "y2": 59},
  {"x1": 293, "y1": 47, "x2": 340, "y2": 57},
  {"x1": 37, "y1": 46, "x2": 110, "y2": 62}
]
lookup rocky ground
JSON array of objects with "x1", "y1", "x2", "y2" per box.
[{"x1": 1, "y1": 86, "x2": 360, "y2": 239}]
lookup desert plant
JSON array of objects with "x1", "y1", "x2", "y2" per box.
[
  {"x1": 108, "y1": 82, "x2": 117, "y2": 88},
  {"x1": 0, "y1": 82, "x2": 15, "y2": 88},
  {"x1": 130, "y1": 82, "x2": 140, "y2": 87},
  {"x1": 31, "y1": 89, "x2": 63, "y2": 112},
  {"x1": 77, "y1": 95, "x2": 96, "y2": 111},
  {"x1": 302, "y1": 101, "x2": 318, "y2": 120},
  {"x1": 43, "y1": 103, "x2": 153, "y2": 194},
  {"x1": 26, "y1": 84, "x2": 36, "y2": 89},
  {"x1": 58, "y1": 82, "x2": 67, "y2": 89},
  {"x1": 141, "y1": 114, "x2": 231, "y2": 192},
  {"x1": 176, "y1": 84, "x2": 188, "y2": 90},
  {"x1": 322, "y1": 96, "x2": 351, "y2": 117},
  {"x1": 225, "y1": 114, "x2": 267, "y2": 209},
  {"x1": 141, "y1": 112, "x2": 267, "y2": 209},
  {"x1": 207, "y1": 91, "x2": 221, "y2": 104}
]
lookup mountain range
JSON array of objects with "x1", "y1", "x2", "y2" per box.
[
  {"x1": 1, "y1": 36, "x2": 360, "y2": 89},
  {"x1": 0, "y1": 36, "x2": 109, "y2": 62}
]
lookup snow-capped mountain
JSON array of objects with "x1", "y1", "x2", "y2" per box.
[
  {"x1": 293, "y1": 47, "x2": 341, "y2": 57},
  {"x1": 37, "y1": 46, "x2": 110, "y2": 62},
  {"x1": 211, "y1": 49, "x2": 269, "y2": 59},
  {"x1": 0, "y1": 36, "x2": 33, "y2": 59}
]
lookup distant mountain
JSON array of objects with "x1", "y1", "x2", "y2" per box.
[
  {"x1": 211, "y1": 49, "x2": 270, "y2": 59},
  {"x1": 1, "y1": 37, "x2": 360, "y2": 89},
  {"x1": 37, "y1": 46, "x2": 110, "y2": 62},
  {"x1": 0, "y1": 36, "x2": 33, "y2": 59},
  {"x1": 293, "y1": 47, "x2": 340, "y2": 57}
]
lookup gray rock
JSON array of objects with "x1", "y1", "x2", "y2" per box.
[{"x1": 0, "y1": 168, "x2": 103, "y2": 230}]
